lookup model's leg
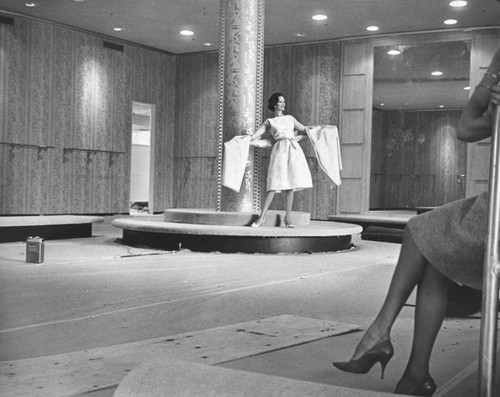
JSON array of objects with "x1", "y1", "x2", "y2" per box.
[
  {"x1": 251, "y1": 191, "x2": 275, "y2": 227},
  {"x1": 284, "y1": 190, "x2": 294, "y2": 226},
  {"x1": 260, "y1": 191, "x2": 275, "y2": 217},
  {"x1": 394, "y1": 264, "x2": 447, "y2": 393},
  {"x1": 348, "y1": 226, "x2": 428, "y2": 360}
]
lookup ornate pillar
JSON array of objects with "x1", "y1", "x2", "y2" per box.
[{"x1": 217, "y1": 0, "x2": 264, "y2": 212}]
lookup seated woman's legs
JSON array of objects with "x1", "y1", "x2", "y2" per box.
[
  {"x1": 334, "y1": 226, "x2": 447, "y2": 394},
  {"x1": 394, "y1": 261, "x2": 447, "y2": 394},
  {"x1": 350, "y1": 226, "x2": 429, "y2": 359}
]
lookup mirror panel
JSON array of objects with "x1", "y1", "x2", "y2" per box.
[{"x1": 370, "y1": 41, "x2": 471, "y2": 210}]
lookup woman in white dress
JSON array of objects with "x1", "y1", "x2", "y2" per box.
[{"x1": 250, "y1": 93, "x2": 312, "y2": 227}]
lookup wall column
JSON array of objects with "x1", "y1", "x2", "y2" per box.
[{"x1": 217, "y1": 0, "x2": 264, "y2": 212}]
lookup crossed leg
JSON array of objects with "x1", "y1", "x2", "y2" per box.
[{"x1": 347, "y1": 226, "x2": 448, "y2": 386}]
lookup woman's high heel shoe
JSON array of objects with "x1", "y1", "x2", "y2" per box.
[
  {"x1": 251, "y1": 217, "x2": 266, "y2": 227},
  {"x1": 332, "y1": 339, "x2": 394, "y2": 379},
  {"x1": 394, "y1": 376, "x2": 437, "y2": 396},
  {"x1": 283, "y1": 216, "x2": 295, "y2": 228}
]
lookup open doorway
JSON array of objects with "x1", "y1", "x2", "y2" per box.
[{"x1": 130, "y1": 101, "x2": 155, "y2": 214}]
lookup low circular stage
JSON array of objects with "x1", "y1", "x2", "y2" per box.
[{"x1": 112, "y1": 210, "x2": 362, "y2": 254}]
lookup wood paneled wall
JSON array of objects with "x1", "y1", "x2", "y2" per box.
[
  {"x1": 174, "y1": 42, "x2": 341, "y2": 219},
  {"x1": 1, "y1": 12, "x2": 497, "y2": 217},
  {"x1": 337, "y1": 41, "x2": 371, "y2": 214},
  {"x1": 0, "y1": 15, "x2": 176, "y2": 214},
  {"x1": 174, "y1": 52, "x2": 220, "y2": 209},
  {"x1": 371, "y1": 109, "x2": 467, "y2": 209}
]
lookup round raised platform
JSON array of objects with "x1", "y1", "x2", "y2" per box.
[
  {"x1": 112, "y1": 215, "x2": 362, "y2": 254},
  {"x1": 164, "y1": 208, "x2": 310, "y2": 227}
]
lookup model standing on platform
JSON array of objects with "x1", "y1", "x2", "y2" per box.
[
  {"x1": 332, "y1": 47, "x2": 500, "y2": 396},
  {"x1": 250, "y1": 93, "x2": 312, "y2": 228}
]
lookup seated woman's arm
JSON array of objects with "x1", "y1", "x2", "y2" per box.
[{"x1": 458, "y1": 49, "x2": 500, "y2": 142}]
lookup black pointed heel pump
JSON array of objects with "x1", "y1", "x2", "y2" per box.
[
  {"x1": 394, "y1": 376, "x2": 437, "y2": 396},
  {"x1": 332, "y1": 339, "x2": 394, "y2": 379}
]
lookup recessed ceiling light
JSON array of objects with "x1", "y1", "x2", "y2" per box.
[
  {"x1": 449, "y1": 1, "x2": 467, "y2": 7},
  {"x1": 464, "y1": 86, "x2": 471, "y2": 90},
  {"x1": 366, "y1": 26, "x2": 379, "y2": 32},
  {"x1": 312, "y1": 14, "x2": 328, "y2": 21},
  {"x1": 387, "y1": 49, "x2": 401, "y2": 55},
  {"x1": 113, "y1": 27, "x2": 124, "y2": 32},
  {"x1": 439, "y1": 105, "x2": 445, "y2": 108},
  {"x1": 295, "y1": 32, "x2": 306, "y2": 37},
  {"x1": 25, "y1": 2, "x2": 36, "y2": 7},
  {"x1": 431, "y1": 71, "x2": 443, "y2": 76},
  {"x1": 203, "y1": 42, "x2": 212, "y2": 46},
  {"x1": 180, "y1": 30, "x2": 194, "y2": 36},
  {"x1": 444, "y1": 19, "x2": 458, "y2": 25}
]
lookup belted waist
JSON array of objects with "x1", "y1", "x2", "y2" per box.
[{"x1": 275, "y1": 136, "x2": 298, "y2": 149}]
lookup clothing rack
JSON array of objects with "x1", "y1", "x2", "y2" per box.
[{"x1": 478, "y1": 104, "x2": 500, "y2": 396}]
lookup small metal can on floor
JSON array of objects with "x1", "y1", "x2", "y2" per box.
[{"x1": 26, "y1": 236, "x2": 44, "y2": 264}]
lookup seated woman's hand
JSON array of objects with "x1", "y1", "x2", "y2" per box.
[{"x1": 491, "y1": 83, "x2": 500, "y2": 106}]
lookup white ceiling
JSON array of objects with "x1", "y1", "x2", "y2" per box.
[{"x1": 0, "y1": 0, "x2": 499, "y2": 55}]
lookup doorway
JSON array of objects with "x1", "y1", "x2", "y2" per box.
[{"x1": 130, "y1": 102, "x2": 155, "y2": 214}]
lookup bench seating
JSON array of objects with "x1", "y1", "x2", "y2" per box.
[{"x1": 0, "y1": 215, "x2": 104, "y2": 243}]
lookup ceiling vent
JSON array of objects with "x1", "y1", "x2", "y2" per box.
[{"x1": 103, "y1": 41, "x2": 124, "y2": 52}]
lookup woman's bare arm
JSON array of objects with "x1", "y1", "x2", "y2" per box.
[{"x1": 458, "y1": 49, "x2": 500, "y2": 142}]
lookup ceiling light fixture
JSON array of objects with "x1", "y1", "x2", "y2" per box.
[
  {"x1": 180, "y1": 30, "x2": 194, "y2": 36},
  {"x1": 449, "y1": 1, "x2": 467, "y2": 7},
  {"x1": 113, "y1": 27, "x2": 124, "y2": 32},
  {"x1": 464, "y1": 86, "x2": 471, "y2": 90},
  {"x1": 24, "y1": 2, "x2": 36, "y2": 7},
  {"x1": 295, "y1": 32, "x2": 306, "y2": 37},
  {"x1": 444, "y1": 19, "x2": 458, "y2": 25},
  {"x1": 203, "y1": 42, "x2": 212, "y2": 46},
  {"x1": 431, "y1": 71, "x2": 443, "y2": 76},
  {"x1": 312, "y1": 14, "x2": 328, "y2": 21},
  {"x1": 387, "y1": 49, "x2": 401, "y2": 55},
  {"x1": 366, "y1": 26, "x2": 379, "y2": 32}
]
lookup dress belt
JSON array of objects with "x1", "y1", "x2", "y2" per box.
[{"x1": 276, "y1": 137, "x2": 298, "y2": 149}]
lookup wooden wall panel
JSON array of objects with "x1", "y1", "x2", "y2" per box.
[
  {"x1": 337, "y1": 40, "x2": 371, "y2": 214},
  {"x1": 339, "y1": 181, "x2": 363, "y2": 213},
  {"x1": 342, "y1": 110, "x2": 365, "y2": 144},
  {"x1": 1, "y1": 12, "x2": 497, "y2": 217},
  {"x1": 174, "y1": 52, "x2": 219, "y2": 210},
  {"x1": 342, "y1": 76, "x2": 367, "y2": 110},
  {"x1": 130, "y1": 47, "x2": 176, "y2": 213},
  {"x1": 341, "y1": 146, "x2": 364, "y2": 178},
  {"x1": 0, "y1": 14, "x2": 175, "y2": 214},
  {"x1": 370, "y1": 109, "x2": 466, "y2": 209}
]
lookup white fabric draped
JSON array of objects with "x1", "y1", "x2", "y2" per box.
[{"x1": 222, "y1": 125, "x2": 342, "y2": 192}]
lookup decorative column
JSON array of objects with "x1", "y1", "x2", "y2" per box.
[{"x1": 217, "y1": 0, "x2": 264, "y2": 212}]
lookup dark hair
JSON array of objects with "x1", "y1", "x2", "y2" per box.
[{"x1": 268, "y1": 92, "x2": 284, "y2": 112}]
